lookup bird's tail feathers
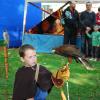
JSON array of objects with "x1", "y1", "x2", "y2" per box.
[{"x1": 78, "y1": 57, "x2": 95, "y2": 70}]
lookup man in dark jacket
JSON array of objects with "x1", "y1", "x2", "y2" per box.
[
  {"x1": 61, "y1": 1, "x2": 79, "y2": 45},
  {"x1": 80, "y1": 1, "x2": 96, "y2": 57}
]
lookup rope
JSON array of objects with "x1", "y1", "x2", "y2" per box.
[
  {"x1": 66, "y1": 81, "x2": 70, "y2": 100},
  {"x1": 35, "y1": 64, "x2": 40, "y2": 82}
]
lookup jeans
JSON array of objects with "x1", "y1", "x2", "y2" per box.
[
  {"x1": 64, "y1": 27, "x2": 77, "y2": 45},
  {"x1": 81, "y1": 34, "x2": 92, "y2": 57},
  {"x1": 34, "y1": 87, "x2": 48, "y2": 100}
]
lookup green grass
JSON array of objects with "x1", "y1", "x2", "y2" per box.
[{"x1": 0, "y1": 49, "x2": 100, "y2": 100}]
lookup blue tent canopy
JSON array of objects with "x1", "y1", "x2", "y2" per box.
[{"x1": 0, "y1": 0, "x2": 42, "y2": 47}]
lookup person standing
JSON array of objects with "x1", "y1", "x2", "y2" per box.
[
  {"x1": 12, "y1": 44, "x2": 53, "y2": 100},
  {"x1": 85, "y1": 25, "x2": 100, "y2": 61},
  {"x1": 80, "y1": 1, "x2": 96, "y2": 58},
  {"x1": 96, "y1": 7, "x2": 100, "y2": 59},
  {"x1": 96, "y1": 7, "x2": 100, "y2": 27},
  {"x1": 61, "y1": 1, "x2": 79, "y2": 45},
  {"x1": 98, "y1": 30, "x2": 100, "y2": 61}
]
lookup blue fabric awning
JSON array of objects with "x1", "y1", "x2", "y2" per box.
[{"x1": 23, "y1": 34, "x2": 64, "y2": 53}]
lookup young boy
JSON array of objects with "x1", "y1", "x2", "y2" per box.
[
  {"x1": 13, "y1": 44, "x2": 53, "y2": 100},
  {"x1": 86, "y1": 25, "x2": 100, "y2": 61}
]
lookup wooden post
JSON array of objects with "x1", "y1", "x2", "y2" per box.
[{"x1": 3, "y1": 46, "x2": 8, "y2": 80}]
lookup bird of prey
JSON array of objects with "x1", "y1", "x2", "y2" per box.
[{"x1": 52, "y1": 45, "x2": 94, "y2": 70}]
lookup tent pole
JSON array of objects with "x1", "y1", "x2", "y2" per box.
[{"x1": 22, "y1": 1, "x2": 28, "y2": 43}]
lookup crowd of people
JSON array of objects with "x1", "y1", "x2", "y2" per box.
[{"x1": 61, "y1": 1, "x2": 100, "y2": 61}]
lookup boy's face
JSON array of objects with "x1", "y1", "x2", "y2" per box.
[
  {"x1": 94, "y1": 27, "x2": 98, "y2": 31},
  {"x1": 22, "y1": 49, "x2": 37, "y2": 67}
]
